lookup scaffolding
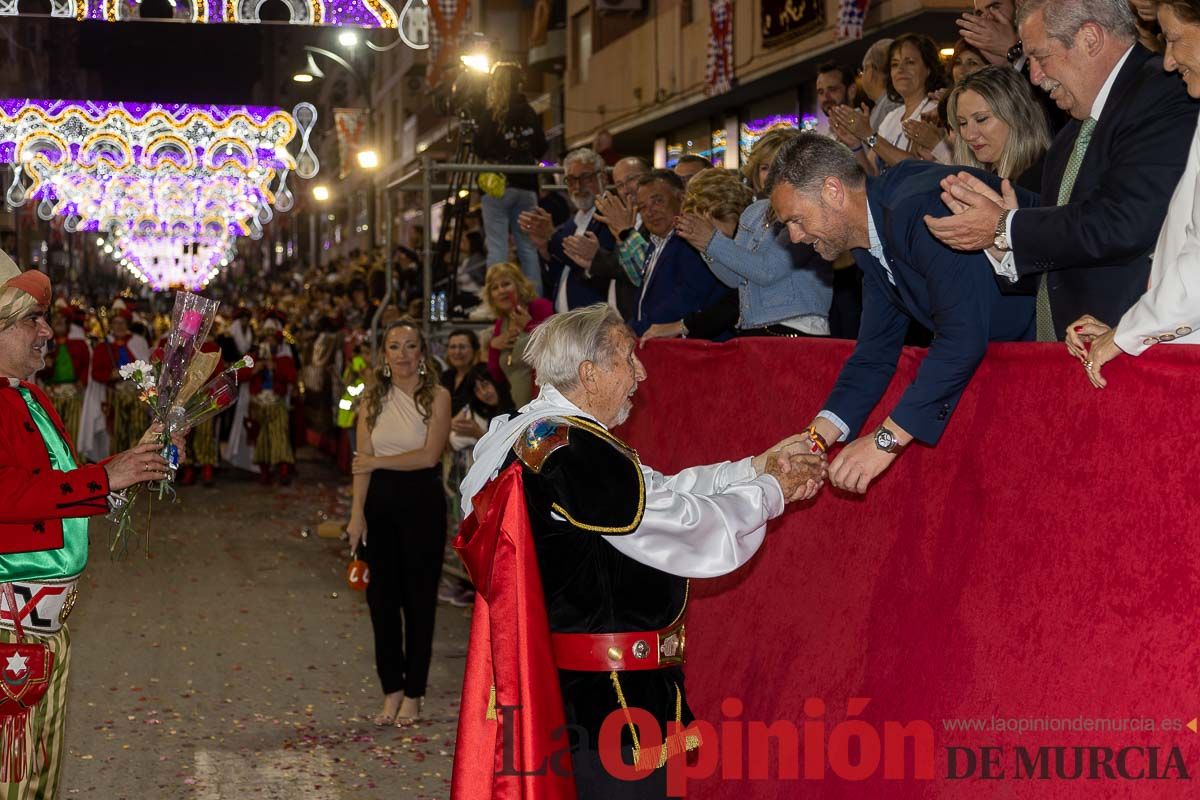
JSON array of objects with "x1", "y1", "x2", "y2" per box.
[{"x1": 371, "y1": 159, "x2": 573, "y2": 356}]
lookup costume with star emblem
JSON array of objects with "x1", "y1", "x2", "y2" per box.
[
  {"x1": 452, "y1": 385, "x2": 785, "y2": 800},
  {"x1": 0, "y1": 252, "x2": 113, "y2": 797}
]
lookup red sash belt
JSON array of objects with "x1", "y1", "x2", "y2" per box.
[{"x1": 551, "y1": 619, "x2": 686, "y2": 672}]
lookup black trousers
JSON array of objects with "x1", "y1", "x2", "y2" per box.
[
  {"x1": 361, "y1": 467, "x2": 446, "y2": 697},
  {"x1": 572, "y1": 747, "x2": 676, "y2": 799}
]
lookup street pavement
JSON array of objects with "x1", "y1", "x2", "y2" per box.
[{"x1": 61, "y1": 451, "x2": 469, "y2": 799}]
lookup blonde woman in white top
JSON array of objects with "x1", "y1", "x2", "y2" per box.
[
  {"x1": 831, "y1": 33, "x2": 948, "y2": 175},
  {"x1": 348, "y1": 319, "x2": 451, "y2": 725}
]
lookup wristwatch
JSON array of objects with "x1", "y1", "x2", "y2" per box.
[
  {"x1": 864, "y1": 133, "x2": 879, "y2": 150},
  {"x1": 874, "y1": 425, "x2": 904, "y2": 454},
  {"x1": 1007, "y1": 41, "x2": 1024, "y2": 65},
  {"x1": 993, "y1": 209, "x2": 1012, "y2": 252}
]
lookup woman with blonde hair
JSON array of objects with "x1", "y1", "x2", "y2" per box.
[
  {"x1": 483, "y1": 262, "x2": 553, "y2": 406},
  {"x1": 348, "y1": 318, "x2": 451, "y2": 726},
  {"x1": 472, "y1": 63, "x2": 548, "y2": 292},
  {"x1": 947, "y1": 64, "x2": 1050, "y2": 191},
  {"x1": 674, "y1": 164, "x2": 834, "y2": 338},
  {"x1": 741, "y1": 127, "x2": 799, "y2": 196}
]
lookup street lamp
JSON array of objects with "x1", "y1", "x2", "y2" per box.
[
  {"x1": 459, "y1": 33, "x2": 493, "y2": 74},
  {"x1": 292, "y1": 53, "x2": 325, "y2": 83},
  {"x1": 356, "y1": 149, "x2": 380, "y2": 170},
  {"x1": 312, "y1": 185, "x2": 331, "y2": 202},
  {"x1": 337, "y1": 30, "x2": 359, "y2": 48}
]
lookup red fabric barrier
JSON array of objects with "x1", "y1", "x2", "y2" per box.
[{"x1": 618, "y1": 338, "x2": 1200, "y2": 798}]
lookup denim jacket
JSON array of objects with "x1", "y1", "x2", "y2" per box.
[{"x1": 703, "y1": 199, "x2": 833, "y2": 328}]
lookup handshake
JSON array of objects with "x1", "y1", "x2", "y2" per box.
[{"x1": 752, "y1": 434, "x2": 829, "y2": 504}]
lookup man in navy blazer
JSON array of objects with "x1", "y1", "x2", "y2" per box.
[
  {"x1": 927, "y1": 0, "x2": 1198, "y2": 340},
  {"x1": 629, "y1": 170, "x2": 732, "y2": 339},
  {"x1": 520, "y1": 147, "x2": 613, "y2": 311},
  {"x1": 770, "y1": 134, "x2": 1034, "y2": 494}
]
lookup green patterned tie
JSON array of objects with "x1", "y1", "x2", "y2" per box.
[{"x1": 1036, "y1": 117, "x2": 1096, "y2": 341}]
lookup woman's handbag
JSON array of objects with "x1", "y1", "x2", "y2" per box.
[
  {"x1": 0, "y1": 583, "x2": 54, "y2": 781},
  {"x1": 346, "y1": 548, "x2": 370, "y2": 591}
]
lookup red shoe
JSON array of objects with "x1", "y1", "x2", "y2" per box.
[
  {"x1": 179, "y1": 466, "x2": 196, "y2": 486},
  {"x1": 258, "y1": 465, "x2": 273, "y2": 485},
  {"x1": 279, "y1": 463, "x2": 294, "y2": 486},
  {"x1": 200, "y1": 465, "x2": 214, "y2": 487}
]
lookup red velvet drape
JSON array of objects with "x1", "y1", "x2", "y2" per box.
[{"x1": 617, "y1": 338, "x2": 1200, "y2": 798}]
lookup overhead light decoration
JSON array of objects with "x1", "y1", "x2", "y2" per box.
[
  {"x1": 98, "y1": 229, "x2": 237, "y2": 291},
  {"x1": 0, "y1": 0, "x2": 398, "y2": 27},
  {"x1": 0, "y1": 99, "x2": 321, "y2": 238}
]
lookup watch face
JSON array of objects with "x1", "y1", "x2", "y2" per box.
[{"x1": 875, "y1": 429, "x2": 895, "y2": 451}]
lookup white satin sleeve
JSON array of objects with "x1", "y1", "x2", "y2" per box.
[{"x1": 600, "y1": 457, "x2": 786, "y2": 579}]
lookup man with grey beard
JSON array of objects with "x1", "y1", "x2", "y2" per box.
[
  {"x1": 519, "y1": 147, "x2": 614, "y2": 312},
  {"x1": 927, "y1": 0, "x2": 1197, "y2": 342}
]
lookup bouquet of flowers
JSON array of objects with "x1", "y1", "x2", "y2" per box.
[{"x1": 106, "y1": 291, "x2": 228, "y2": 556}]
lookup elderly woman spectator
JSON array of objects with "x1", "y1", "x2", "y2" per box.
[
  {"x1": 830, "y1": 33, "x2": 947, "y2": 173},
  {"x1": 674, "y1": 167, "x2": 834, "y2": 339},
  {"x1": 947, "y1": 65, "x2": 1050, "y2": 191},
  {"x1": 484, "y1": 262, "x2": 553, "y2": 406},
  {"x1": 348, "y1": 319, "x2": 451, "y2": 726},
  {"x1": 440, "y1": 328, "x2": 481, "y2": 414},
  {"x1": 1066, "y1": 0, "x2": 1200, "y2": 385}
]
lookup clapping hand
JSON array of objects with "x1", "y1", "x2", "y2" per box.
[
  {"x1": 674, "y1": 212, "x2": 717, "y2": 252},
  {"x1": 956, "y1": 8, "x2": 1017, "y2": 63},
  {"x1": 829, "y1": 104, "x2": 874, "y2": 144},
  {"x1": 902, "y1": 118, "x2": 944, "y2": 155},
  {"x1": 562, "y1": 231, "x2": 600, "y2": 269},
  {"x1": 595, "y1": 191, "x2": 638, "y2": 237},
  {"x1": 518, "y1": 207, "x2": 554, "y2": 252},
  {"x1": 924, "y1": 171, "x2": 1018, "y2": 252}
]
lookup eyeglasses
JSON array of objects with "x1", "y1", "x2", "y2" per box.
[{"x1": 565, "y1": 171, "x2": 599, "y2": 187}]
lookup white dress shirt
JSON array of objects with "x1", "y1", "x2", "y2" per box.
[
  {"x1": 636, "y1": 230, "x2": 673, "y2": 320},
  {"x1": 460, "y1": 384, "x2": 785, "y2": 579},
  {"x1": 990, "y1": 46, "x2": 1135, "y2": 281},
  {"x1": 1113, "y1": 117, "x2": 1200, "y2": 354}
]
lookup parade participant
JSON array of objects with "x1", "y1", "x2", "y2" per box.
[
  {"x1": 0, "y1": 251, "x2": 176, "y2": 796},
  {"x1": 36, "y1": 307, "x2": 89, "y2": 444},
  {"x1": 91, "y1": 306, "x2": 151, "y2": 455},
  {"x1": 452, "y1": 304, "x2": 825, "y2": 799},
  {"x1": 249, "y1": 317, "x2": 297, "y2": 486},
  {"x1": 223, "y1": 307, "x2": 256, "y2": 471}
]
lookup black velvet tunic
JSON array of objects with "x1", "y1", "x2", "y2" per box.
[{"x1": 502, "y1": 415, "x2": 692, "y2": 754}]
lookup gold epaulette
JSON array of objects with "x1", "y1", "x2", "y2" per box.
[{"x1": 512, "y1": 416, "x2": 573, "y2": 473}]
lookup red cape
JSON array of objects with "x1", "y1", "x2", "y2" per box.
[{"x1": 451, "y1": 462, "x2": 577, "y2": 800}]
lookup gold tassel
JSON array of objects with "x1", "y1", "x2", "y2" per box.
[
  {"x1": 0, "y1": 711, "x2": 32, "y2": 783},
  {"x1": 485, "y1": 684, "x2": 497, "y2": 721}
]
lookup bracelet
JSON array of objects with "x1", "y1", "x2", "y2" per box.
[
  {"x1": 852, "y1": 145, "x2": 864, "y2": 153},
  {"x1": 805, "y1": 425, "x2": 828, "y2": 455}
]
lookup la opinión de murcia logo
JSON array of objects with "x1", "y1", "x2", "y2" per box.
[{"x1": 491, "y1": 697, "x2": 1191, "y2": 795}]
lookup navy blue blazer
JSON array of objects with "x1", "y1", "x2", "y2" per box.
[
  {"x1": 1012, "y1": 44, "x2": 1199, "y2": 334},
  {"x1": 631, "y1": 234, "x2": 731, "y2": 338},
  {"x1": 823, "y1": 161, "x2": 1035, "y2": 445},
  {"x1": 547, "y1": 214, "x2": 614, "y2": 309}
]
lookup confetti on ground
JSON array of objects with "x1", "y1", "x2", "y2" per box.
[{"x1": 64, "y1": 450, "x2": 467, "y2": 798}]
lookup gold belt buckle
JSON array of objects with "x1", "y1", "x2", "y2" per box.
[{"x1": 657, "y1": 620, "x2": 686, "y2": 666}]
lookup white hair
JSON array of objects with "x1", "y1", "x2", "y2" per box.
[
  {"x1": 563, "y1": 147, "x2": 607, "y2": 174},
  {"x1": 523, "y1": 304, "x2": 628, "y2": 391},
  {"x1": 1017, "y1": 0, "x2": 1136, "y2": 44},
  {"x1": 863, "y1": 38, "x2": 893, "y2": 71}
]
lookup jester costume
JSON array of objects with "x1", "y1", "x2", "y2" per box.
[
  {"x1": 0, "y1": 256, "x2": 111, "y2": 798},
  {"x1": 249, "y1": 334, "x2": 297, "y2": 484}
]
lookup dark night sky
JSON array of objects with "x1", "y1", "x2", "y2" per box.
[{"x1": 29, "y1": 14, "x2": 330, "y2": 107}]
